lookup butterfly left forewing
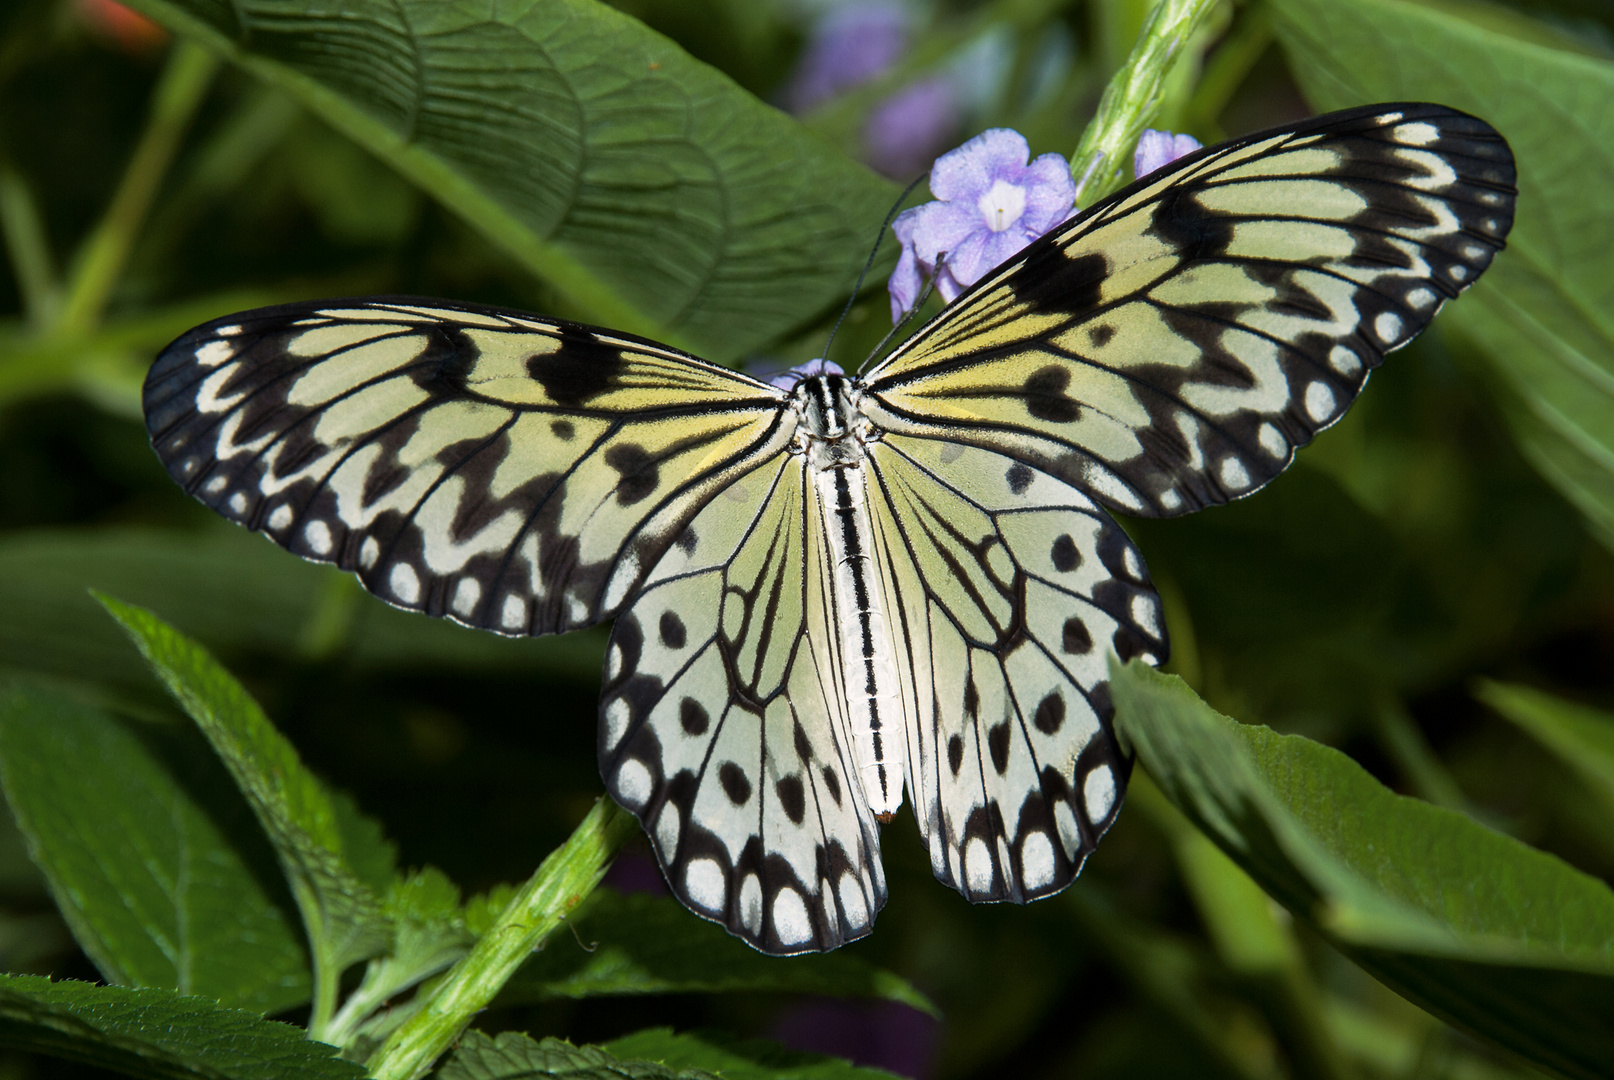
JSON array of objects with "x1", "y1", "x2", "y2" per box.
[
  {"x1": 600, "y1": 454, "x2": 886, "y2": 954},
  {"x1": 864, "y1": 103, "x2": 1516, "y2": 518},
  {"x1": 144, "y1": 298, "x2": 790, "y2": 636},
  {"x1": 864, "y1": 433, "x2": 1162, "y2": 902}
]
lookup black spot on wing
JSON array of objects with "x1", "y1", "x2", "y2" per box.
[
  {"x1": 1061, "y1": 616, "x2": 1092, "y2": 655},
  {"x1": 1006, "y1": 463, "x2": 1034, "y2": 494},
  {"x1": 1034, "y1": 692, "x2": 1065, "y2": 734},
  {"x1": 719, "y1": 761, "x2": 752, "y2": 805},
  {"x1": 659, "y1": 611, "x2": 686, "y2": 649},
  {"x1": 1023, "y1": 366, "x2": 1081, "y2": 423},
  {"x1": 604, "y1": 443, "x2": 659, "y2": 506},
  {"x1": 775, "y1": 775, "x2": 806, "y2": 825},
  {"x1": 679, "y1": 697, "x2": 709, "y2": 735},
  {"x1": 947, "y1": 735, "x2": 965, "y2": 777},
  {"x1": 987, "y1": 722, "x2": 1010, "y2": 775},
  {"x1": 525, "y1": 326, "x2": 622, "y2": 405}
]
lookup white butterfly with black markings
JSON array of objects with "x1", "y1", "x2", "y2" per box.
[{"x1": 145, "y1": 103, "x2": 1515, "y2": 953}]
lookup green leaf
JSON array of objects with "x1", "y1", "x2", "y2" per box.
[
  {"x1": 0, "y1": 974, "x2": 365, "y2": 1080},
  {"x1": 502, "y1": 889, "x2": 936, "y2": 1016},
  {"x1": 1476, "y1": 680, "x2": 1614, "y2": 822},
  {"x1": 0, "y1": 684, "x2": 309, "y2": 1014},
  {"x1": 1111, "y1": 659, "x2": 1614, "y2": 1080},
  {"x1": 118, "y1": 0, "x2": 896, "y2": 362},
  {"x1": 95, "y1": 594, "x2": 393, "y2": 1029},
  {"x1": 440, "y1": 1031, "x2": 719, "y2": 1080},
  {"x1": 0, "y1": 527, "x2": 601, "y2": 687},
  {"x1": 606, "y1": 1029, "x2": 901, "y2": 1080},
  {"x1": 1268, "y1": 0, "x2": 1614, "y2": 550}
]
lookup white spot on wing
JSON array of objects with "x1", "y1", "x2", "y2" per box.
[
  {"x1": 360, "y1": 536, "x2": 380, "y2": 569},
  {"x1": 268, "y1": 505, "x2": 293, "y2": 532},
  {"x1": 1259, "y1": 423, "x2": 1287, "y2": 460},
  {"x1": 655, "y1": 802, "x2": 680, "y2": 857},
  {"x1": 1219, "y1": 457, "x2": 1250, "y2": 491},
  {"x1": 304, "y1": 519, "x2": 333, "y2": 555},
  {"x1": 965, "y1": 836, "x2": 994, "y2": 893},
  {"x1": 1085, "y1": 765, "x2": 1117, "y2": 821},
  {"x1": 616, "y1": 759, "x2": 651, "y2": 809},
  {"x1": 606, "y1": 642, "x2": 623, "y2": 680},
  {"x1": 1405, "y1": 287, "x2": 1437, "y2": 311},
  {"x1": 685, "y1": 858, "x2": 725, "y2": 912},
  {"x1": 195, "y1": 339, "x2": 235, "y2": 368},
  {"x1": 1329, "y1": 345, "x2": 1362, "y2": 378},
  {"x1": 1374, "y1": 311, "x2": 1403, "y2": 344},
  {"x1": 452, "y1": 577, "x2": 481, "y2": 617},
  {"x1": 1393, "y1": 121, "x2": 1440, "y2": 146},
  {"x1": 602, "y1": 698, "x2": 629, "y2": 750},
  {"x1": 1021, "y1": 831, "x2": 1055, "y2": 890},
  {"x1": 740, "y1": 875, "x2": 763, "y2": 936},
  {"x1": 390, "y1": 563, "x2": 421, "y2": 604},
  {"x1": 837, "y1": 872, "x2": 869, "y2": 929},
  {"x1": 229, "y1": 492, "x2": 248, "y2": 515},
  {"x1": 773, "y1": 886, "x2": 812, "y2": 945},
  {"x1": 501, "y1": 594, "x2": 526, "y2": 630},
  {"x1": 1054, "y1": 800, "x2": 1083, "y2": 856},
  {"x1": 1305, "y1": 381, "x2": 1337, "y2": 424}
]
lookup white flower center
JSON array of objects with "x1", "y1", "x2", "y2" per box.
[{"x1": 976, "y1": 179, "x2": 1027, "y2": 233}]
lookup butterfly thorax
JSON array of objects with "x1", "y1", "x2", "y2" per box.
[{"x1": 789, "y1": 373, "x2": 905, "y2": 823}]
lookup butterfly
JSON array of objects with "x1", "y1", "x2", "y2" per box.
[{"x1": 143, "y1": 103, "x2": 1515, "y2": 954}]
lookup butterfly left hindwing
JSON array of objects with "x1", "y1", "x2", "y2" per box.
[{"x1": 600, "y1": 451, "x2": 887, "y2": 954}]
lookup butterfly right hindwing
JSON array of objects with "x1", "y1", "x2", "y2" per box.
[{"x1": 864, "y1": 434, "x2": 1163, "y2": 902}]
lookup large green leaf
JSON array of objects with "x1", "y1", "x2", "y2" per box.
[
  {"x1": 97, "y1": 596, "x2": 393, "y2": 988},
  {"x1": 1111, "y1": 660, "x2": 1614, "y2": 1080},
  {"x1": 502, "y1": 889, "x2": 935, "y2": 1015},
  {"x1": 0, "y1": 527, "x2": 601, "y2": 687},
  {"x1": 1269, "y1": 0, "x2": 1614, "y2": 550},
  {"x1": 118, "y1": 0, "x2": 896, "y2": 361},
  {"x1": 0, "y1": 975, "x2": 364, "y2": 1080},
  {"x1": 0, "y1": 685, "x2": 308, "y2": 1014}
]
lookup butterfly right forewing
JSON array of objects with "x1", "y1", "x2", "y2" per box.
[{"x1": 862, "y1": 103, "x2": 1516, "y2": 518}]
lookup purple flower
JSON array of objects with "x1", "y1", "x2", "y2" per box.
[
  {"x1": 887, "y1": 129, "x2": 1075, "y2": 321},
  {"x1": 1134, "y1": 129, "x2": 1202, "y2": 179},
  {"x1": 786, "y1": 4, "x2": 908, "y2": 114}
]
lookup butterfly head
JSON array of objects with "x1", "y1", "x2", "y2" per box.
[{"x1": 786, "y1": 365, "x2": 879, "y2": 468}]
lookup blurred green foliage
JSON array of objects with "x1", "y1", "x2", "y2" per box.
[{"x1": 0, "y1": 0, "x2": 1611, "y2": 1077}]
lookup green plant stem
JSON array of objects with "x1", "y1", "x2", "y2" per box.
[
  {"x1": 365, "y1": 799, "x2": 636, "y2": 1080},
  {"x1": 0, "y1": 161, "x2": 59, "y2": 331},
  {"x1": 1070, "y1": 0, "x2": 1222, "y2": 207},
  {"x1": 53, "y1": 39, "x2": 219, "y2": 336}
]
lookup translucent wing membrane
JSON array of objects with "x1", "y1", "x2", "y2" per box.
[
  {"x1": 144, "y1": 298, "x2": 789, "y2": 635},
  {"x1": 865, "y1": 436, "x2": 1161, "y2": 902},
  {"x1": 864, "y1": 103, "x2": 1516, "y2": 517},
  {"x1": 600, "y1": 456, "x2": 887, "y2": 953}
]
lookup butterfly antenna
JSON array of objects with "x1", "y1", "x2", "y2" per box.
[
  {"x1": 861, "y1": 250, "x2": 946, "y2": 368},
  {"x1": 821, "y1": 172, "x2": 930, "y2": 367}
]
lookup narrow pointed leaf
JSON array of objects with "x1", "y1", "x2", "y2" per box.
[
  {"x1": 0, "y1": 685, "x2": 308, "y2": 1013},
  {"x1": 96, "y1": 594, "x2": 392, "y2": 977},
  {"x1": 0, "y1": 975, "x2": 364, "y2": 1080}
]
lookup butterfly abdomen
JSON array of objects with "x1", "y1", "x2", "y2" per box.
[{"x1": 797, "y1": 375, "x2": 907, "y2": 820}]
